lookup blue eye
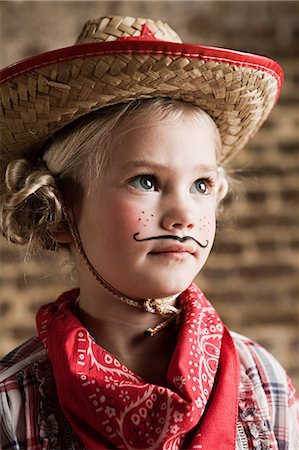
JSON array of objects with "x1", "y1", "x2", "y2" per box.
[
  {"x1": 191, "y1": 179, "x2": 210, "y2": 194},
  {"x1": 129, "y1": 175, "x2": 157, "y2": 191}
]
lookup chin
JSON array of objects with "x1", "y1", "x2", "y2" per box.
[
  {"x1": 135, "y1": 275, "x2": 195, "y2": 300},
  {"x1": 149, "y1": 266, "x2": 201, "y2": 297},
  {"x1": 109, "y1": 263, "x2": 202, "y2": 300}
]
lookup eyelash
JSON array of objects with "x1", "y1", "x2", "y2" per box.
[{"x1": 128, "y1": 174, "x2": 216, "y2": 194}]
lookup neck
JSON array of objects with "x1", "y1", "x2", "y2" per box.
[{"x1": 75, "y1": 276, "x2": 180, "y2": 380}]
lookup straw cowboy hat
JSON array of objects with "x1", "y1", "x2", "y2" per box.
[{"x1": 0, "y1": 15, "x2": 283, "y2": 163}]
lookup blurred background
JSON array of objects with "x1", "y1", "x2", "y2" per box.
[{"x1": 0, "y1": 1, "x2": 298, "y2": 389}]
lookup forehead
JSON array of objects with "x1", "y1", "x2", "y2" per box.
[{"x1": 109, "y1": 114, "x2": 218, "y2": 171}]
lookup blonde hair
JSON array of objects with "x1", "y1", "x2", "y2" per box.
[{"x1": 1, "y1": 98, "x2": 229, "y2": 255}]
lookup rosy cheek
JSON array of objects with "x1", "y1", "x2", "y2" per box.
[
  {"x1": 110, "y1": 200, "x2": 155, "y2": 237},
  {"x1": 115, "y1": 203, "x2": 140, "y2": 233}
]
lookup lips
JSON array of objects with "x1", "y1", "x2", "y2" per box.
[{"x1": 149, "y1": 243, "x2": 196, "y2": 255}]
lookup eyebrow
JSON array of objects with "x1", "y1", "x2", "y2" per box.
[{"x1": 121, "y1": 160, "x2": 218, "y2": 173}]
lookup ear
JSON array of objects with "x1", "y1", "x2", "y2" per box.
[
  {"x1": 50, "y1": 221, "x2": 73, "y2": 244},
  {"x1": 50, "y1": 229, "x2": 73, "y2": 244}
]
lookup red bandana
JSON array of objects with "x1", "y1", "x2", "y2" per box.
[{"x1": 36, "y1": 284, "x2": 240, "y2": 449}]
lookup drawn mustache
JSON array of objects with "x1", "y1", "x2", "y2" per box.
[{"x1": 133, "y1": 233, "x2": 209, "y2": 248}]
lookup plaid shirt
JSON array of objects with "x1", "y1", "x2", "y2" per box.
[{"x1": 1, "y1": 332, "x2": 298, "y2": 450}]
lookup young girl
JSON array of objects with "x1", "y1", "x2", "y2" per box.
[{"x1": 0, "y1": 15, "x2": 298, "y2": 450}]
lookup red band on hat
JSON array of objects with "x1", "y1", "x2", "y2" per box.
[{"x1": 0, "y1": 40, "x2": 284, "y2": 102}]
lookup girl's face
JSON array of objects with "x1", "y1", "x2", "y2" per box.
[{"x1": 73, "y1": 115, "x2": 218, "y2": 300}]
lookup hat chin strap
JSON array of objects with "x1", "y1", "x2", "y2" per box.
[{"x1": 60, "y1": 202, "x2": 181, "y2": 336}]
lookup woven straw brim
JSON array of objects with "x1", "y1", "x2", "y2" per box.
[{"x1": 0, "y1": 41, "x2": 282, "y2": 163}]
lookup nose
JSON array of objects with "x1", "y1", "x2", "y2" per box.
[{"x1": 161, "y1": 202, "x2": 195, "y2": 231}]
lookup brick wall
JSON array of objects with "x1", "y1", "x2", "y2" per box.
[{"x1": 0, "y1": 1, "x2": 298, "y2": 389}]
